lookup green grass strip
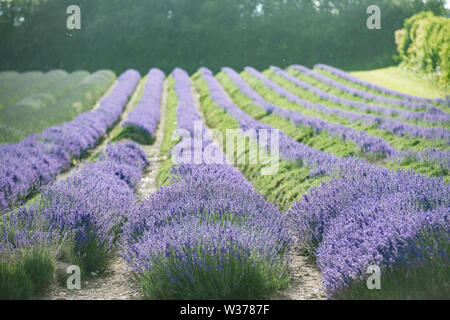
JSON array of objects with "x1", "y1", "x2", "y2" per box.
[{"x1": 156, "y1": 76, "x2": 178, "y2": 187}]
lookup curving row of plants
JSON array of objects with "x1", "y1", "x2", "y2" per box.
[
  {"x1": 193, "y1": 70, "x2": 328, "y2": 210},
  {"x1": 283, "y1": 65, "x2": 449, "y2": 126},
  {"x1": 198, "y1": 68, "x2": 450, "y2": 300},
  {"x1": 222, "y1": 67, "x2": 400, "y2": 160},
  {"x1": 0, "y1": 72, "x2": 44, "y2": 100},
  {"x1": 112, "y1": 69, "x2": 165, "y2": 145},
  {"x1": 221, "y1": 68, "x2": 450, "y2": 178},
  {"x1": 314, "y1": 64, "x2": 448, "y2": 107},
  {"x1": 0, "y1": 70, "x2": 140, "y2": 213},
  {"x1": 0, "y1": 141, "x2": 149, "y2": 299},
  {"x1": 248, "y1": 67, "x2": 450, "y2": 145},
  {"x1": 0, "y1": 70, "x2": 68, "y2": 110}
]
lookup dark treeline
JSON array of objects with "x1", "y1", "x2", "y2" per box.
[{"x1": 0, "y1": 0, "x2": 447, "y2": 74}]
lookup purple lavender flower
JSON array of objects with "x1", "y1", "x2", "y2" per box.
[
  {"x1": 122, "y1": 68, "x2": 165, "y2": 141},
  {"x1": 0, "y1": 70, "x2": 140, "y2": 212}
]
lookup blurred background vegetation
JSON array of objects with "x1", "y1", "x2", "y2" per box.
[
  {"x1": 0, "y1": 0, "x2": 448, "y2": 76},
  {"x1": 395, "y1": 11, "x2": 449, "y2": 86}
]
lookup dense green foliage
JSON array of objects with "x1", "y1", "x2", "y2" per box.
[
  {"x1": 0, "y1": 0, "x2": 447, "y2": 74},
  {"x1": 0, "y1": 248, "x2": 57, "y2": 300},
  {"x1": 396, "y1": 11, "x2": 450, "y2": 86},
  {"x1": 337, "y1": 262, "x2": 450, "y2": 299}
]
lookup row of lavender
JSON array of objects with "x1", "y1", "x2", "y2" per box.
[
  {"x1": 244, "y1": 67, "x2": 450, "y2": 169},
  {"x1": 202, "y1": 67, "x2": 381, "y2": 175},
  {"x1": 315, "y1": 64, "x2": 449, "y2": 106},
  {"x1": 121, "y1": 68, "x2": 291, "y2": 299},
  {"x1": 246, "y1": 67, "x2": 450, "y2": 143},
  {"x1": 0, "y1": 141, "x2": 148, "y2": 298},
  {"x1": 0, "y1": 70, "x2": 141, "y2": 213},
  {"x1": 199, "y1": 67, "x2": 449, "y2": 299},
  {"x1": 120, "y1": 69, "x2": 165, "y2": 141},
  {"x1": 281, "y1": 65, "x2": 449, "y2": 124},
  {"x1": 223, "y1": 67, "x2": 400, "y2": 158}
]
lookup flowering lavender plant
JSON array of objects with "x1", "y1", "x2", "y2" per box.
[
  {"x1": 317, "y1": 196, "x2": 449, "y2": 299},
  {"x1": 0, "y1": 70, "x2": 140, "y2": 213},
  {"x1": 288, "y1": 162, "x2": 449, "y2": 298},
  {"x1": 119, "y1": 68, "x2": 165, "y2": 144}
]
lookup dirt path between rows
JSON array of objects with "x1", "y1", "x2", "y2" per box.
[
  {"x1": 42, "y1": 79, "x2": 168, "y2": 300},
  {"x1": 190, "y1": 82, "x2": 326, "y2": 300},
  {"x1": 138, "y1": 80, "x2": 168, "y2": 199}
]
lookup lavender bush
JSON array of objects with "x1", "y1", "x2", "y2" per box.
[
  {"x1": 318, "y1": 196, "x2": 449, "y2": 299},
  {"x1": 133, "y1": 214, "x2": 290, "y2": 299},
  {"x1": 119, "y1": 68, "x2": 165, "y2": 144},
  {"x1": 37, "y1": 141, "x2": 147, "y2": 272},
  {"x1": 123, "y1": 163, "x2": 291, "y2": 299},
  {"x1": 0, "y1": 69, "x2": 140, "y2": 213},
  {"x1": 0, "y1": 203, "x2": 63, "y2": 299},
  {"x1": 0, "y1": 140, "x2": 148, "y2": 298},
  {"x1": 288, "y1": 163, "x2": 449, "y2": 298}
]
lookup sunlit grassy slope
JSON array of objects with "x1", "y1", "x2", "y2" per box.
[{"x1": 350, "y1": 66, "x2": 449, "y2": 99}]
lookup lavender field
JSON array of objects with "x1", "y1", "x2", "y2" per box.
[{"x1": 0, "y1": 64, "x2": 448, "y2": 300}]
